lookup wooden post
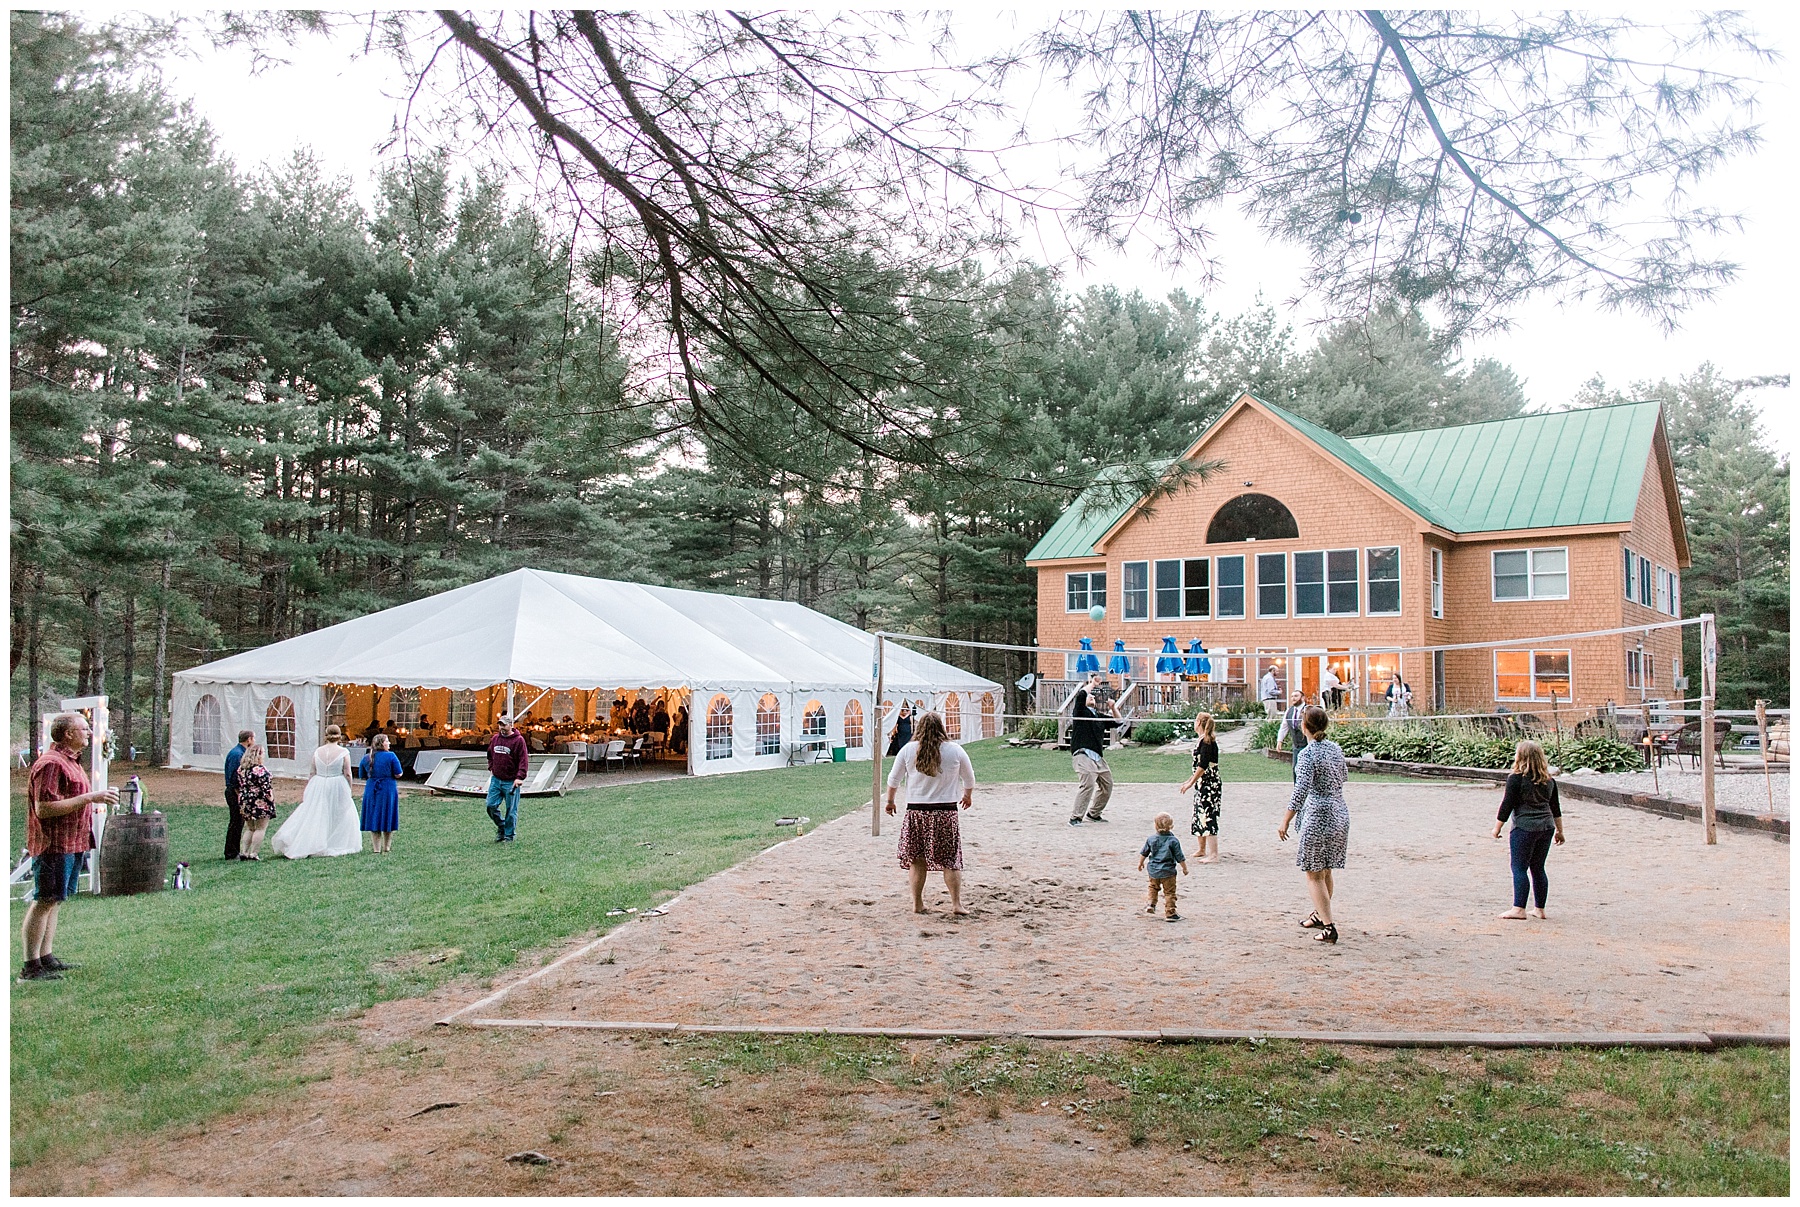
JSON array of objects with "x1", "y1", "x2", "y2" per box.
[
  {"x1": 1700, "y1": 613, "x2": 1717, "y2": 845},
  {"x1": 871, "y1": 635, "x2": 886, "y2": 837},
  {"x1": 1756, "y1": 698, "x2": 1772, "y2": 817}
]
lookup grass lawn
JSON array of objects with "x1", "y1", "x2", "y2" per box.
[
  {"x1": 665, "y1": 1032, "x2": 1789, "y2": 1194},
  {"x1": 9, "y1": 762, "x2": 873, "y2": 1170},
  {"x1": 960, "y1": 738, "x2": 1414, "y2": 784}
]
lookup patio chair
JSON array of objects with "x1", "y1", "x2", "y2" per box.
[
  {"x1": 603, "y1": 740, "x2": 626, "y2": 772},
  {"x1": 1674, "y1": 719, "x2": 1731, "y2": 770},
  {"x1": 626, "y1": 736, "x2": 646, "y2": 767}
]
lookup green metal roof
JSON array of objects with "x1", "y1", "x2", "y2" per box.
[
  {"x1": 1026, "y1": 399, "x2": 1663, "y2": 560},
  {"x1": 1347, "y1": 401, "x2": 1661, "y2": 532}
]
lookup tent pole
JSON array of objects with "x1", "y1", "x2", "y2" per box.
[
  {"x1": 872, "y1": 635, "x2": 886, "y2": 837},
  {"x1": 506, "y1": 679, "x2": 515, "y2": 721}
]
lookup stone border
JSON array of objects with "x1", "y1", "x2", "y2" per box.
[{"x1": 1264, "y1": 749, "x2": 1788, "y2": 839}]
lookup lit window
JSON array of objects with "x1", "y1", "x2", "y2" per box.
[
  {"x1": 981, "y1": 693, "x2": 997, "y2": 738},
  {"x1": 1492, "y1": 547, "x2": 1568, "y2": 601},
  {"x1": 264, "y1": 696, "x2": 296, "y2": 760},
  {"x1": 803, "y1": 700, "x2": 827, "y2": 740},
  {"x1": 843, "y1": 700, "x2": 864, "y2": 748},
  {"x1": 944, "y1": 694, "x2": 962, "y2": 739},
  {"x1": 388, "y1": 687, "x2": 420, "y2": 729},
  {"x1": 449, "y1": 690, "x2": 476, "y2": 729},
  {"x1": 706, "y1": 695, "x2": 733, "y2": 760},
  {"x1": 756, "y1": 693, "x2": 782, "y2": 755},
  {"x1": 1367, "y1": 546, "x2": 1401, "y2": 614},
  {"x1": 1495, "y1": 649, "x2": 1572, "y2": 700},
  {"x1": 192, "y1": 695, "x2": 222, "y2": 757},
  {"x1": 324, "y1": 687, "x2": 347, "y2": 735}
]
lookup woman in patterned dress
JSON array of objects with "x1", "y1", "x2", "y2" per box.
[
  {"x1": 234, "y1": 742, "x2": 278, "y2": 860},
  {"x1": 1278, "y1": 706, "x2": 1349, "y2": 944},
  {"x1": 1177, "y1": 713, "x2": 1222, "y2": 863},
  {"x1": 884, "y1": 711, "x2": 976, "y2": 915}
]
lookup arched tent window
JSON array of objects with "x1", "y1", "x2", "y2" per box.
[
  {"x1": 389, "y1": 687, "x2": 420, "y2": 730},
  {"x1": 552, "y1": 690, "x2": 575, "y2": 720},
  {"x1": 802, "y1": 700, "x2": 827, "y2": 739},
  {"x1": 844, "y1": 700, "x2": 864, "y2": 748},
  {"x1": 323, "y1": 687, "x2": 347, "y2": 735},
  {"x1": 981, "y1": 693, "x2": 997, "y2": 738},
  {"x1": 756, "y1": 693, "x2": 782, "y2": 755},
  {"x1": 944, "y1": 694, "x2": 962, "y2": 739},
  {"x1": 449, "y1": 690, "x2": 476, "y2": 730},
  {"x1": 192, "y1": 695, "x2": 222, "y2": 757},
  {"x1": 265, "y1": 696, "x2": 296, "y2": 760},
  {"x1": 705, "y1": 695, "x2": 733, "y2": 760},
  {"x1": 1206, "y1": 493, "x2": 1299, "y2": 543}
]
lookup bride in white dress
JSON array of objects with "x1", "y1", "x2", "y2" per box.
[{"x1": 269, "y1": 725, "x2": 363, "y2": 859}]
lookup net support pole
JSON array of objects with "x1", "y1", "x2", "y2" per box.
[
  {"x1": 1700, "y1": 613, "x2": 1717, "y2": 845},
  {"x1": 1756, "y1": 699, "x2": 1772, "y2": 817},
  {"x1": 871, "y1": 634, "x2": 885, "y2": 837}
]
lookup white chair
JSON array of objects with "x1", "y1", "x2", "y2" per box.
[
  {"x1": 603, "y1": 740, "x2": 626, "y2": 772},
  {"x1": 627, "y1": 736, "x2": 646, "y2": 767}
]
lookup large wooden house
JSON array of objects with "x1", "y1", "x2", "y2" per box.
[{"x1": 1027, "y1": 394, "x2": 1690, "y2": 713}]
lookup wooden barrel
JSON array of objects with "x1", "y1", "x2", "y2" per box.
[{"x1": 98, "y1": 812, "x2": 168, "y2": 897}]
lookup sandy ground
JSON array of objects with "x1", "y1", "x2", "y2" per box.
[
  {"x1": 481, "y1": 780, "x2": 1788, "y2": 1037},
  {"x1": 19, "y1": 777, "x2": 1787, "y2": 1196}
]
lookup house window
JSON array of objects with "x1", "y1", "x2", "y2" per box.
[
  {"x1": 1367, "y1": 546, "x2": 1401, "y2": 614},
  {"x1": 1646, "y1": 653, "x2": 1655, "y2": 686},
  {"x1": 1494, "y1": 649, "x2": 1572, "y2": 700},
  {"x1": 1670, "y1": 573, "x2": 1680, "y2": 617},
  {"x1": 843, "y1": 700, "x2": 864, "y2": 748},
  {"x1": 192, "y1": 695, "x2": 223, "y2": 757},
  {"x1": 1638, "y1": 555, "x2": 1652, "y2": 606},
  {"x1": 1154, "y1": 559, "x2": 1183, "y2": 620},
  {"x1": 1492, "y1": 547, "x2": 1568, "y2": 601},
  {"x1": 1183, "y1": 559, "x2": 1210, "y2": 617},
  {"x1": 1654, "y1": 566, "x2": 1674, "y2": 615},
  {"x1": 1216, "y1": 555, "x2": 1245, "y2": 618},
  {"x1": 1623, "y1": 545, "x2": 1636, "y2": 602},
  {"x1": 449, "y1": 689, "x2": 476, "y2": 730},
  {"x1": 1151, "y1": 558, "x2": 1212, "y2": 620},
  {"x1": 1207, "y1": 493, "x2": 1299, "y2": 543},
  {"x1": 756, "y1": 693, "x2": 782, "y2": 755},
  {"x1": 1328, "y1": 549, "x2": 1359, "y2": 615},
  {"x1": 1430, "y1": 548, "x2": 1445, "y2": 619},
  {"x1": 1626, "y1": 649, "x2": 1643, "y2": 690},
  {"x1": 1066, "y1": 571, "x2": 1106, "y2": 612},
  {"x1": 264, "y1": 696, "x2": 296, "y2": 761},
  {"x1": 803, "y1": 700, "x2": 827, "y2": 739},
  {"x1": 1121, "y1": 561, "x2": 1149, "y2": 620},
  {"x1": 1366, "y1": 651, "x2": 1400, "y2": 702},
  {"x1": 1256, "y1": 553, "x2": 1287, "y2": 617},
  {"x1": 706, "y1": 695, "x2": 733, "y2": 760},
  {"x1": 1294, "y1": 551, "x2": 1325, "y2": 617},
  {"x1": 944, "y1": 694, "x2": 962, "y2": 739}
]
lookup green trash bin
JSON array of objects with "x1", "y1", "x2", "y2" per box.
[{"x1": 831, "y1": 746, "x2": 847, "y2": 763}]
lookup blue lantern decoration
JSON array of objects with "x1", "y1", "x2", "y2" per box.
[
  {"x1": 1156, "y1": 636, "x2": 1181, "y2": 674},
  {"x1": 1185, "y1": 639, "x2": 1205, "y2": 677},
  {"x1": 1108, "y1": 638, "x2": 1130, "y2": 675},
  {"x1": 1075, "y1": 636, "x2": 1101, "y2": 674}
]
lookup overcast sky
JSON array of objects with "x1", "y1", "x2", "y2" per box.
[{"x1": 159, "y1": 11, "x2": 1796, "y2": 456}]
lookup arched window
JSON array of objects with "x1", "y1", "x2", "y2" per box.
[
  {"x1": 844, "y1": 699, "x2": 865, "y2": 748},
  {"x1": 264, "y1": 696, "x2": 296, "y2": 760},
  {"x1": 802, "y1": 700, "x2": 827, "y2": 739},
  {"x1": 944, "y1": 694, "x2": 962, "y2": 739},
  {"x1": 981, "y1": 693, "x2": 997, "y2": 738},
  {"x1": 756, "y1": 693, "x2": 782, "y2": 756},
  {"x1": 389, "y1": 687, "x2": 420, "y2": 730},
  {"x1": 192, "y1": 695, "x2": 222, "y2": 757},
  {"x1": 449, "y1": 689, "x2": 476, "y2": 730},
  {"x1": 705, "y1": 695, "x2": 733, "y2": 761},
  {"x1": 1206, "y1": 493, "x2": 1299, "y2": 543}
]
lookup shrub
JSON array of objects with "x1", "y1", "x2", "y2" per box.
[
  {"x1": 1015, "y1": 716, "x2": 1058, "y2": 741},
  {"x1": 1329, "y1": 720, "x2": 1645, "y2": 772},
  {"x1": 1250, "y1": 718, "x2": 1282, "y2": 750},
  {"x1": 1131, "y1": 720, "x2": 1176, "y2": 746}
]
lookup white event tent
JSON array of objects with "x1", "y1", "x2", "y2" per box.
[{"x1": 170, "y1": 568, "x2": 1002, "y2": 778}]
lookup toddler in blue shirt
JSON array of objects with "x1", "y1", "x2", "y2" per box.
[{"x1": 1138, "y1": 812, "x2": 1189, "y2": 921}]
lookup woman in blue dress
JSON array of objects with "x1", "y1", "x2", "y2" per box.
[
  {"x1": 1277, "y1": 706, "x2": 1349, "y2": 945},
  {"x1": 359, "y1": 733, "x2": 404, "y2": 854}
]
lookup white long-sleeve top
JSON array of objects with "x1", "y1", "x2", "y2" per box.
[{"x1": 886, "y1": 740, "x2": 976, "y2": 804}]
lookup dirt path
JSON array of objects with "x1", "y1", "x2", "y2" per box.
[{"x1": 19, "y1": 778, "x2": 1785, "y2": 1195}]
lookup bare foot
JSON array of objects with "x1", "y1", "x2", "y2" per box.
[
  {"x1": 912, "y1": 904, "x2": 928, "y2": 914},
  {"x1": 1497, "y1": 907, "x2": 1528, "y2": 920},
  {"x1": 1530, "y1": 908, "x2": 1548, "y2": 920},
  {"x1": 951, "y1": 907, "x2": 970, "y2": 916},
  {"x1": 1198, "y1": 856, "x2": 1219, "y2": 864}
]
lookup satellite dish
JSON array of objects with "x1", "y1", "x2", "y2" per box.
[{"x1": 1015, "y1": 673, "x2": 1036, "y2": 691}]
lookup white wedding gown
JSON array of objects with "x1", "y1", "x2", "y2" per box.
[{"x1": 269, "y1": 744, "x2": 363, "y2": 858}]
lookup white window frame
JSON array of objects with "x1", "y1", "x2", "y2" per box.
[
  {"x1": 1654, "y1": 566, "x2": 1673, "y2": 615},
  {"x1": 1255, "y1": 551, "x2": 1288, "y2": 619},
  {"x1": 1214, "y1": 554, "x2": 1246, "y2": 620},
  {"x1": 1493, "y1": 648, "x2": 1573, "y2": 701},
  {"x1": 1292, "y1": 550, "x2": 1327, "y2": 618},
  {"x1": 1671, "y1": 572, "x2": 1680, "y2": 617},
  {"x1": 1153, "y1": 558, "x2": 1184, "y2": 620},
  {"x1": 1327, "y1": 548, "x2": 1360, "y2": 617},
  {"x1": 1623, "y1": 545, "x2": 1636, "y2": 602},
  {"x1": 1491, "y1": 546, "x2": 1570, "y2": 602},
  {"x1": 449, "y1": 689, "x2": 477, "y2": 730},
  {"x1": 1626, "y1": 648, "x2": 1643, "y2": 690},
  {"x1": 1366, "y1": 545, "x2": 1403, "y2": 615},
  {"x1": 1638, "y1": 555, "x2": 1652, "y2": 606},
  {"x1": 1430, "y1": 548, "x2": 1445, "y2": 619},
  {"x1": 1065, "y1": 572, "x2": 1094, "y2": 613},
  {"x1": 1121, "y1": 560, "x2": 1150, "y2": 622},
  {"x1": 1182, "y1": 557, "x2": 1210, "y2": 619}
]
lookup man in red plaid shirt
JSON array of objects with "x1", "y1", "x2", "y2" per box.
[{"x1": 21, "y1": 713, "x2": 117, "y2": 982}]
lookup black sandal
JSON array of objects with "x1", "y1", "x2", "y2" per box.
[
  {"x1": 1299, "y1": 912, "x2": 1325, "y2": 929},
  {"x1": 1314, "y1": 923, "x2": 1338, "y2": 944}
]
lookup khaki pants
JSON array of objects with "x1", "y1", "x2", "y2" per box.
[
  {"x1": 1263, "y1": 699, "x2": 1281, "y2": 717},
  {"x1": 1148, "y1": 876, "x2": 1177, "y2": 916},
  {"x1": 1071, "y1": 754, "x2": 1113, "y2": 820}
]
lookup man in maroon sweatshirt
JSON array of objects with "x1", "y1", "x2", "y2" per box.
[{"x1": 485, "y1": 714, "x2": 529, "y2": 842}]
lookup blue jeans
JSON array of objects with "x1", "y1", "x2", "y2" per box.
[
  {"x1": 486, "y1": 776, "x2": 520, "y2": 840},
  {"x1": 1510, "y1": 826, "x2": 1554, "y2": 909}
]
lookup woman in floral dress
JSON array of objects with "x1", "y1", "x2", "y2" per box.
[
  {"x1": 235, "y1": 742, "x2": 278, "y2": 860},
  {"x1": 1178, "y1": 713, "x2": 1222, "y2": 862}
]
